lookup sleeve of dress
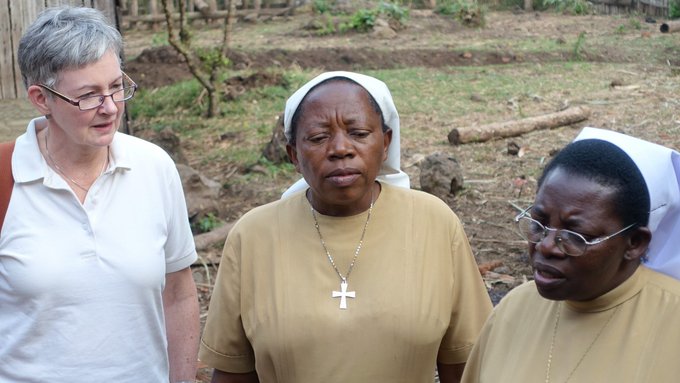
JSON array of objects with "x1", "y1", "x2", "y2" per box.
[
  {"x1": 459, "y1": 309, "x2": 497, "y2": 383},
  {"x1": 437, "y1": 213, "x2": 493, "y2": 364},
  {"x1": 199, "y1": 231, "x2": 256, "y2": 373},
  {"x1": 164, "y1": 160, "x2": 198, "y2": 273}
]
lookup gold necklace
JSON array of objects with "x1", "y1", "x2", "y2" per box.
[
  {"x1": 545, "y1": 302, "x2": 620, "y2": 383},
  {"x1": 309, "y1": 190, "x2": 373, "y2": 310},
  {"x1": 44, "y1": 129, "x2": 109, "y2": 192}
]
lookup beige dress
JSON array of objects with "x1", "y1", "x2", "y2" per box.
[
  {"x1": 462, "y1": 266, "x2": 680, "y2": 383},
  {"x1": 199, "y1": 182, "x2": 492, "y2": 383}
]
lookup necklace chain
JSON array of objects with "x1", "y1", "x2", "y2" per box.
[
  {"x1": 545, "y1": 302, "x2": 619, "y2": 383},
  {"x1": 44, "y1": 129, "x2": 108, "y2": 193},
  {"x1": 309, "y1": 191, "x2": 374, "y2": 284}
]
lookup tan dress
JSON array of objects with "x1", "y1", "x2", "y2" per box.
[
  {"x1": 462, "y1": 266, "x2": 680, "y2": 383},
  {"x1": 199, "y1": 183, "x2": 492, "y2": 383}
]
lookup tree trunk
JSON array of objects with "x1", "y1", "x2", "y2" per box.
[
  {"x1": 194, "y1": 221, "x2": 235, "y2": 251},
  {"x1": 660, "y1": 20, "x2": 680, "y2": 33},
  {"x1": 524, "y1": 0, "x2": 533, "y2": 11},
  {"x1": 447, "y1": 106, "x2": 591, "y2": 145}
]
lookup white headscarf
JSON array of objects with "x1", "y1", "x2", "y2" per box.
[
  {"x1": 574, "y1": 127, "x2": 680, "y2": 280},
  {"x1": 281, "y1": 71, "x2": 410, "y2": 198}
]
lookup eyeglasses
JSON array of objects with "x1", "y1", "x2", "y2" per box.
[
  {"x1": 514, "y1": 205, "x2": 636, "y2": 257},
  {"x1": 38, "y1": 72, "x2": 137, "y2": 111}
]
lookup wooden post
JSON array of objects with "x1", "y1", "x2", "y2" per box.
[
  {"x1": 447, "y1": 106, "x2": 591, "y2": 145},
  {"x1": 149, "y1": 0, "x2": 160, "y2": 31},
  {"x1": 130, "y1": 0, "x2": 139, "y2": 28}
]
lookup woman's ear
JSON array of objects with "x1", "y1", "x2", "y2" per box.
[
  {"x1": 382, "y1": 128, "x2": 392, "y2": 162},
  {"x1": 623, "y1": 226, "x2": 652, "y2": 261},
  {"x1": 27, "y1": 85, "x2": 51, "y2": 116},
  {"x1": 285, "y1": 143, "x2": 301, "y2": 173}
]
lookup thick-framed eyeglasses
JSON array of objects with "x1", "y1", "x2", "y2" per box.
[
  {"x1": 38, "y1": 72, "x2": 137, "y2": 111},
  {"x1": 514, "y1": 205, "x2": 636, "y2": 257}
]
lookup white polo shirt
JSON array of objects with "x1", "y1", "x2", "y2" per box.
[{"x1": 0, "y1": 117, "x2": 197, "y2": 382}]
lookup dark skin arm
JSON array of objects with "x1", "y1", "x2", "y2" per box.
[
  {"x1": 437, "y1": 362, "x2": 466, "y2": 383},
  {"x1": 210, "y1": 369, "x2": 259, "y2": 383}
]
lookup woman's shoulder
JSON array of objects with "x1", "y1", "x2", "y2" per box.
[
  {"x1": 113, "y1": 132, "x2": 173, "y2": 162},
  {"x1": 642, "y1": 266, "x2": 680, "y2": 299},
  {"x1": 231, "y1": 192, "x2": 305, "y2": 232},
  {"x1": 382, "y1": 183, "x2": 454, "y2": 213}
]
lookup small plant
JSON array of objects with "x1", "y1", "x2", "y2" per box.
[
  {"x1": 150, "y1": 32, "x2": 169, "y2": 47},
  {"x1": 378, "y1": 1, "x2": 409, "y2": 24},
  {"x1": 313, "y1": 0, "x2": 331, "y2": 14},
  {"x1": 435, "y1": 0, "x2": 461, "y2": 15},
  {"x1": 348, "y1": 8, "x2": 378, "y2": 32},
  {"x1": 572, "y1": 31, "x2": 587, "y2": 61},
  {"x1": 542, "y1": 0, "x2": 591, "y2": 14},
  {"x1": 670, "y1": 0, "x2": 680, "y2": 18},
  {"x1": 195, "y1": 213, "x2": 222, "y2": 234}
]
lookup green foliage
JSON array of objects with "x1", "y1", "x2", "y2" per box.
[
  {"x1": 572, "y1": 31, "x2": 587, "y2": 61},
  {"x1": 378, "y1": 1, "x2": 410, "y2": 24},
  {"x1": 312, "y1": 0, "x2": 332, "y2": 14},
  {"x1": 348, "y1": 8, "x2": 378, "y2": 32},
  {"x1": 542, "y1": 0, "x2": 592, "y2": 14},
  {"x1": 196, "y1": 47, "x2": 230, "y2": 72},
  {"x1": 435, "y1": 0, "x2": 486, "y2": 27},
  {"x1": 670, "y1": 0, "x2": 680, "y2": 18},
  {"x1": 150, "y1": 32, "x2": 169, "y2": 47},
  {"x1": 615, "y1": 18, "x2": 642, "y2": 34},
  {"x1": 435, "y1": 0, "x2": 462, "y2": 15},
  {"x1": 194, "y1": 213, "x2": 222, "y2": 234}
]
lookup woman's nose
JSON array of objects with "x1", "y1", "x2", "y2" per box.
[
  {"x1": 535, "y1": 229, "x2": 567, "y2": 258},
  {"x1": 98, "y1": 94, "x2": 119, "y2": 115},
  {"x1": 328, "y1": 132, "x2": 354, "y2": 158}
]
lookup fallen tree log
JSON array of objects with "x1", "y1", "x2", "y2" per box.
[
  {"x1": 448, "y1": 106, "x2": 591, "y2": 145},
  {"x1": 660, "y1": 20, "x2": 680, "y2": 33},
  {"x1": 194, "y1": 221, "x2": 235, "y2": 251}
]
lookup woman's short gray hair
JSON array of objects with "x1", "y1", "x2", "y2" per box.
[{"x1": 18, "y1": 6, "x2": 123, "y2": 89}]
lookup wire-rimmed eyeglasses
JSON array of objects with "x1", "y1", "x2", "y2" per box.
[
  {"x1": 38, "y1": 71, "x2": 137, "y2": 111},
  {"x1": 514, "y1": 205, "x2": 636, "y2": 257}
]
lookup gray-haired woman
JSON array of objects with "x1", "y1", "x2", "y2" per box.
[{"x1": 0, "y1": 6, "x2": 199, "y2": 382}]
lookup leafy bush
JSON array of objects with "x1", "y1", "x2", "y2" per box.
[
  {"x1": 348, "y1": 8, "x2": 378, "y2": 32},
  {"x1": 435, "y1": 0, "x2": 486, "y2": 27},
  {"x1": 194, "y1": 213, "x2": 222, "y2": 234},
  {"x1": 313, "y1": 0, "x2": 332, "y2": 14},
  {"x1": 671, "y1": 0, "x2": 680, "y2": 18},
  {"x1": 435, "y1": 0, "x2": 462, "y2": 15},
  {"x1": 378, "y1": 1, "x2": 410, "y2": 24},
  {"x1": 542, "y1": 0, "x2": 592, "y2": 14}
]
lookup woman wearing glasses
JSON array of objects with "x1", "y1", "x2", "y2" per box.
[
  {"x1": 0, "y1": 6, "x2": 198, "y2": 383},
  {"x1": 461, "y1": 134, "x2": 680, "y2": 382}
]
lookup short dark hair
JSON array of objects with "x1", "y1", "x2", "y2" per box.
[
  {"x1": 539, "y1": 139, "x2": 650, "y2": 226},
  {"x1": 288, "y1": 77, "x2": 389, "y2": 145}
]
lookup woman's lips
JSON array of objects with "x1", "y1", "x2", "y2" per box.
[
  {"x1": 326, "y1": 169, "x2": 360, "y2": 187},
  {"x1": 533, "y1": 263, "x2": 567, "y2": 287}
]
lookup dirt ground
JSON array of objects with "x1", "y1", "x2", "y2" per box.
[
  {"x1": 122, "y1": 9, "x2": 680, "y2": 305},
  {"x1": 2, "y1": 9, "x2": 679, "y2": 381}
]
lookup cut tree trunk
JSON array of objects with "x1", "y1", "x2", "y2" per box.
[
  {"x1": 194, "y1": 221, "x2": 235, "y2": 251},
  {"x1": 448, "y1": 106, "x2": 591, "y2": 145},
  {"x1": 660, "y1": 20, "x2": 680, "y2": 33}
]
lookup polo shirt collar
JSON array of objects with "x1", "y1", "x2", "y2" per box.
[{"x1": 13, "y1": 116, "x2": 132, "y2": 184}]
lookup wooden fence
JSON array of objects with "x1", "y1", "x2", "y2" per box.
[
  {"x1": 591, "y1": 0, "x2": 669, "y2": 17},
  {"x1": 120, "y1": 0, "x2": 295, "y2": 30},
  {"x1": 0, "y1": 0, "x2": 118, "y2": 100}
]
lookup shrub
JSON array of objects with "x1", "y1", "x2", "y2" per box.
[
  {"x1": 542, "y1": 0, "x2": 592, "y2": 14},
  {"x1": 671, "y1": 0, "x2": 680, "y2": 18}
]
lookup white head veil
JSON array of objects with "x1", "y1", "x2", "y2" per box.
[
  {"x1": 574, "y1": 127, "x2": 680, "y2": 280},
  {"x1": 281, "y1": 71, "x2": 410, "y2": 199}
]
